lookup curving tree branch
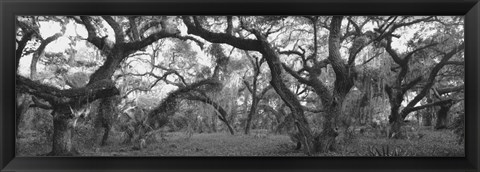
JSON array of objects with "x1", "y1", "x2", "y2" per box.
[
  {"x1": 123, "y1": 29, "x2": 178, "y2": 53},
  {"x1": 30, "y1": 96, "x2": 53, "y2": 110},
  {"x1": 401, "y1": 76, "x2": 423, "y2": 95},
  {"x1": 436, "y1": 84, "x2": 464, "y2": 95},
  {"x1": 404, "y1": 99, "x2": 454, "y2": 114},
  {"x1": 30, "y1": 32, "x2": 64, "y2": 80},
  {"x1": 127, "y1": 16, "x2": 141, "y2": 42},
  {"x1": 102, "y1": 16, "x2": 125, "y2": 43},
  {"x1": 282, "y1": 63, "x2": 311, "y2": 84},
  {"x1": 80, "y1": 16, "x2": 104, "y2": 50},
  {"x1": 401, "y1": 43, "x2": 464, "y2": 118},
  {"x1": 182, "y1": 16, "x2": 261, "y2": 51},
  {"x1": 16, "y1": 75, "x2": 119, "y2": 108},
  {"x1": 16, "y1": 20, "x2": 35, "y2": 71},
  {"x1": 184, "y1": 94, "x2": 235, "y2": 135}
]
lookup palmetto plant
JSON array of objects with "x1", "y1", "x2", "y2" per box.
[
  {"x1": 69, "y1": 104, "x2": 92, "y2": 128},
  {"x1": 367, "y1": 145, "x2": 412, "y2": 157}
]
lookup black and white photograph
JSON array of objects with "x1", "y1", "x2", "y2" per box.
[{"x1": 15, "y1": 16, "x2": 465, "y2": 157}]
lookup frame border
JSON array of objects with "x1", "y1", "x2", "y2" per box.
[{"x1": 1, "y1": 0, "x2": 479, "y2": 171}]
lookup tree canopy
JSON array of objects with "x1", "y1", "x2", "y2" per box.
[{"x1": 16, "y1": 16, "x2": 464, "y2": 156}]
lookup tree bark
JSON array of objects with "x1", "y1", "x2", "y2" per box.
[
  {"x1": 244, "y1": 95, "x2": 258, "y2": 135},
  {"x1": 87, "y1": 45, "x2": 124, "y2": 147},
  {"x1": 16, "y1": 20, "x2": 35, "y2": 72},
  {"x1": 256, "y1": 34, "x2": 315, "y2": 155},
  {"x1": 385, "y1": 84, "x2": 405, "y2": 139},
  {"x1": 435, "y1": 103, "x2": 452, "y2": 130},
  {"x1": 96, "y1": 97, "x2": 116, "y2": 146},
  {"x1": 423, "y1": 95, "x2": 434, "y2": 126},
  {"x1": 389, "y1": 108, "x2": 403, "y2": 139},
  {"x1": 423, "y1": 112, "x2": 433, "y2": 126},
  {"x1": 313, "y1": 16, "x2": 350, "y2": 152},
  {"x1": 16, "y1": 94, "x2": 30, "y2": 138},
  {"x1": 17, "y1": 75, "x2": 119, "y2": 156},
  {"x1": 49, "y1": 109, "x2": 78, "y2": 156}
]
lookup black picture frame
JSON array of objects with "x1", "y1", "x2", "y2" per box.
[{"x1": 1, "y1": 0, "x2": 479, "y2": 171}]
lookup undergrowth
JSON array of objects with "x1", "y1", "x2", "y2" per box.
[{"x1": 17, "y1": 127, "x2": 464, "y2": 157}]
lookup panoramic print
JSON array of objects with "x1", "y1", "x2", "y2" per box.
[{"x1": 15, "y1": 16, "x2": 464, "y2": 156}]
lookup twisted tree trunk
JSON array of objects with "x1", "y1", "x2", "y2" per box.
[
  {"x1": 244, "y1": 94, "x2": 258, "y2": 135},
  {"x1": 17, "y1": 74, "x2": 119, "y2": 156},
  {"x1": 96, "y1": 97, "x2": 116, "y2": 146},
  {"x1": 16, "y1": 94, "x2": 30, "y2": 138},
  {"x1": 435, "y1": 103, "x2": 452, "y2": 130},
  {"x1": 49, "y1": 109, "x2": 78, "y2": 156},
  {"x1": 423, "y1": 95, "x2": 434, "y2": 126},
  {"x1": 182, "y1": 16, "x2": 318, "y2": 155},
  {"x1": 385, "y1": 83, "x2": 410, "y2": 139},
  {"x1": 257, "y1": 35, "x2": 316, "y2": 155}
]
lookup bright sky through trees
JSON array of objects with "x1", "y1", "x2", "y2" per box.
[{"x1": 20, "y1": 16, "x2": 457, "y2": 107}]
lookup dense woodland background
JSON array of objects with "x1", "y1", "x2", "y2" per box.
[{"x1": 15, "y1": 16, "x2": 464, "y2": 156}]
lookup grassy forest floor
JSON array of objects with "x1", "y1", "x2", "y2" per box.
[{"x1": 17, "y1": 126, "x2": 464, "y2": 157}]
